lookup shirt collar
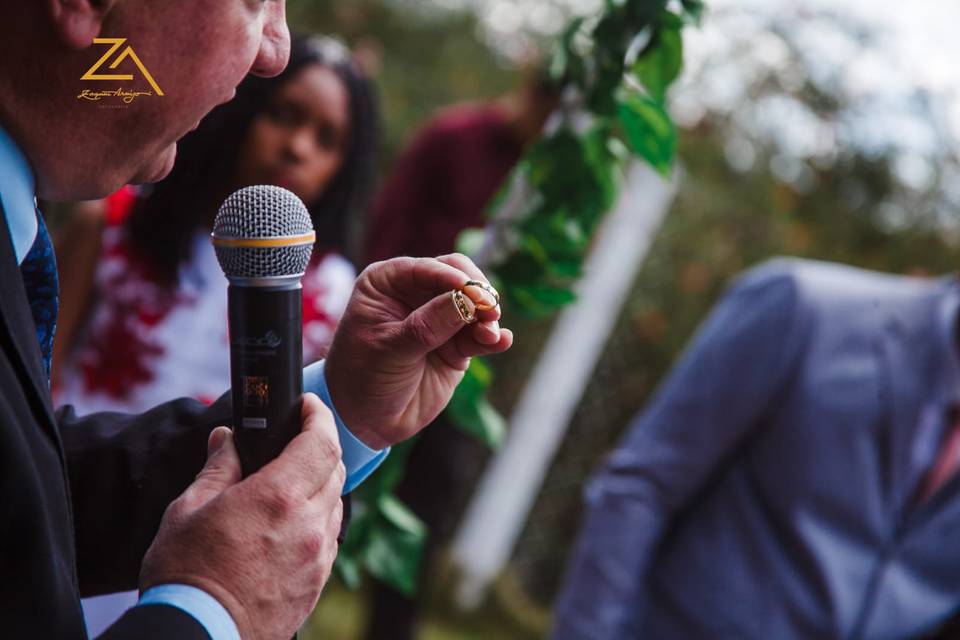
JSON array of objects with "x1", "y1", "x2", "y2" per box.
[{"x1": 0, "y1": 124, "x2": 38, "y2": 265}]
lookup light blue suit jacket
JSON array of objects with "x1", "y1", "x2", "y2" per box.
[{"x1": 555, "y1": 258, "x2": 960, "y2": 640}]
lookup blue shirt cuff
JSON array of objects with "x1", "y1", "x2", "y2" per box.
[
  {"x1": 137, "y1": 584, "x2": 239, "y2": 640},
  {"x1": 304, "y1": 360, "x2": 390, "y2": 494}
]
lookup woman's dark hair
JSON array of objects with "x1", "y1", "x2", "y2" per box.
[{"x1": 126, "y1": 33, "x2": 380, "y2": 283}]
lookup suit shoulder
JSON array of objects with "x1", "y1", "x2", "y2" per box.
[{"x1": 734, "y1": 258, "x2": 941, "y2": 313}]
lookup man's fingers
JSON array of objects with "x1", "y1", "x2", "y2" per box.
[
  {"x1": 460, "y1": 326, "x2": 513, "y2": 357},
  {"x1": 400, "y1": 288, "x2": 493, "y2": 354},
  {"x1": 472, "y1": 319, "x2": 502, "y2": 345},
  {"x1": 435, "y1": 254, "x2": 501, "y2": 322},
  {"x1": 435, "y1": 327, "x2": 514, "y2": 370},
  {"x1": 255, "y1": 393, "x2": 341, "y2": 500},
  {"x1": 368, "y1": 257, "x2": 469, "y2": 306},
  {"x1": 182, "y1": 427, "x2": 242, "y2": 511},
  {"x1": 304, "y1": 466, "x2": 345, "y2": 569},
  {"x1": 308, "y1": 461, "x2": 347, "y2": 511},
  {"x1": 435, "y1": 253, "x2": 486, "y2": 283},
  {"x1": 368, "y1": 256, "x2": 501, "y2": 322}
]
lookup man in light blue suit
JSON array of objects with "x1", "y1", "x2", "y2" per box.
[{"x1": 554, "y1": 258, "x2": 960, "y2": 639}]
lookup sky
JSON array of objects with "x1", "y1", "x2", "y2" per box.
[{"x1": 672, "y1": 0, "x2": 960, "y2": 203}]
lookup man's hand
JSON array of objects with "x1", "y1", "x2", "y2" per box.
[
  {"x1": 140, "y1": 394, "x2": 345, "y2": 640},
  {"x1": 325, "y1": 253, "x2": 513, "y2": 449}
]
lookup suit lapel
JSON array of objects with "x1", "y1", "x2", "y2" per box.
[
  {"x1": 877, "y1": 284, "x2": 958, "y2": 526},
  {"x1": 877, "y1": 322, "x2": 916, "y2": 520},
  {"x1": 0, "y1": 199, "x2": 63, "y2": 453}
]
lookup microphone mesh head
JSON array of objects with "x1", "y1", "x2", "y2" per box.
[{"x1": 212, "y1": 185, "x2": 315, "y2": 280}]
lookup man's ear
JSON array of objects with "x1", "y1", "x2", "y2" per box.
[{"x1": 46, "y1": 0, "x2": 119, "y2": 50}]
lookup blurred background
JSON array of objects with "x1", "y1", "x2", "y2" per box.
[
  {"x1": 290, "y1": 1, "x2": 960, "y2": 637},
  {"x1": 56, "y1": 0, "x2": 960, "y2": 637}
]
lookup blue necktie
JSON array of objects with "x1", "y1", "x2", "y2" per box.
[{"x1": 19, "y1": 211, "x2": 58, "y2": 379}]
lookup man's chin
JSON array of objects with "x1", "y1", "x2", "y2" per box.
[{"x1": 130, "y1": 143, "x2": 178, "y2": 185}]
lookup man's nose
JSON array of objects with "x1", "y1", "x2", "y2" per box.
[{"x1": 250, "y1": 1, "x2": 291, "y2": 78}]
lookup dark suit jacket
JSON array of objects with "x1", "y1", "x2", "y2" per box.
[{"x1": 0, "y1": 200, "x2": 230, "y2": 639}]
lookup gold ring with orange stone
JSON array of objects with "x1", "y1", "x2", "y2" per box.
[{"x1": 460, "y1": 280, "x2": 500, "y2": 312}]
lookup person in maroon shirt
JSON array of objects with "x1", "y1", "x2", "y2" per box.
[
  {"x1": 366, "y1": 69, "x2": 559, "y2": 263},
  {"x1": 363, "y1": 68, "x2": 559, "y2": 640}
]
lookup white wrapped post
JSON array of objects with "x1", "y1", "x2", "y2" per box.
[{"x1": 450, "y1": 161, "x2": 678, "y2": 609}]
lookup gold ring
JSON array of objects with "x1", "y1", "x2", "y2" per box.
[
  {"x1": 461, "y1": 280, "x2": 500, "y2": 312},
  {"x1": 451, "y1": 289, "x2": 477, "y2": 324}
]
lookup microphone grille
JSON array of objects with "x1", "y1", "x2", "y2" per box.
[{"x1": 212, "y1": 185, "x2": 315, "y2": 281}]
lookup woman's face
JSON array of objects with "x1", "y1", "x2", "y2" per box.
[{"x1": 236, "y1": 63, "x2": 351, "y2": 204}]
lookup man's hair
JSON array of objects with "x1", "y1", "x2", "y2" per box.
[{"x1": 125, "y1": 33, "x2": 381, "y2": 283}]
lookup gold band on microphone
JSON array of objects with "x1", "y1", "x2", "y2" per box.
[{"x1": 211, "y1": 231, "x2": 317, "y2": 249}]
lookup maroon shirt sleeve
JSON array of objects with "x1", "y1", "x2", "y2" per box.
[
  {"x1": 364, "y1": 105, "x2": 523, "y2": 265},
  {"x1": 365, "y1": 122, "x2": 447, "y2": 263}
]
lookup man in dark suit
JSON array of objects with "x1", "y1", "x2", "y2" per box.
[{"x1": 0, "y1": 1, "x2": 513, "y2": 638}]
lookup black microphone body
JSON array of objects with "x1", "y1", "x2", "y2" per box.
[
  {"x1": 212, "y1": 185, "x2": 317, "y2": 480},
  {"x1": 213, "y1": 185, "x2": 318, "y2": 640},
  {"x1": 228, "y1": 284, "x2": 303, "y2": 476}
]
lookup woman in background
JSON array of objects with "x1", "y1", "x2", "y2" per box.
[{"x1": 53, "y1": 34, "x2": 380, "y2": 635}]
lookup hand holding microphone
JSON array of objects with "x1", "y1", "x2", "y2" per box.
[
  {"x1": 140, "y1": 394, "x2": 345, "y2": 640},
  {"x1": 140, "y1": 186, "x2": 513, "y2": 640},
  {"x1": 212, "y1": 185, "x2": 315, "y2": 476},
  {"x1": 209, "y1": 185, "x2": 514, "y2": 457},
  {"x1": 140, "y1": 186, "x2": 343, "y2": 640}
]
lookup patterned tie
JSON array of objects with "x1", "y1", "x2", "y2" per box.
[{"x1": 18, "y1": 211, "x2": 58, "y2": 380}]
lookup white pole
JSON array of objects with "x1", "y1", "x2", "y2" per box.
[{"x1": 450, "y1": 162, "x2": 677, "y2": 608}]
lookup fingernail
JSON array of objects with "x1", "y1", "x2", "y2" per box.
[
  {"x1": 208, "y1": 427, "x2": 228, "y2": 456},
  {"x1": 464, "y1": 284, "x2": 498, "y2": 310}
]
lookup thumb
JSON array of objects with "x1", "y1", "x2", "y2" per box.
[
  {"x1": 399, "y1": 289, "x2": 477, "y2": 354},
  {"x1": 186, "y1": 427, "x2": 242, "y2": 509}
]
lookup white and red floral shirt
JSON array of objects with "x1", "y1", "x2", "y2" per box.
[{"x1": 55, "y1": 223, "x2": 355, "y2": 415}]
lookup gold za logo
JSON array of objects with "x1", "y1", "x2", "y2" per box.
[{"x1": 78, "y1": 38, "x2": 163, "y2": 103}]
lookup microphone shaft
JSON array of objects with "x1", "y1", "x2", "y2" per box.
[{"x1": 228, "y1": 285, "x2": 303, "y2": 476}]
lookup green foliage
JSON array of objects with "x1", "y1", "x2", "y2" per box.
[
  {"x1": 617, "y1": 89, "x2": 676, "y2": 176},
  {"x1": 360, "y1": 494, "x2": 426, "y2": 595},
  {"x1": 445, "y1": 0, "x2": 693, "y2": 507},
  {"x1": 334, "y1": 492, "x2": 426, "y2": 596},
  {"x1": 680, "y1": 0, "x2": 706, "y2": 25},
  {"x1": 334, "y1": 440, "x2": 427, "y2": 596},
  {"x1": 631, "y1": 12, "x2": 684, "y2": 104},
  {"x1": 323, "y1": 0, "x2": 697, "y2": 601},
  {"x1": 487, "y1": 0, "x2": 692, "y2": 318},
  {"x1": 445, "y1": 0, "x2": 694, "y2": 502},
  {"x1": 445, "y1": 359, "x2": 506, "y2": 449}
]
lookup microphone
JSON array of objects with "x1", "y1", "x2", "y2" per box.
[{"x1": 212, "y1": 185, "x2": 316, "y2": 476}]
